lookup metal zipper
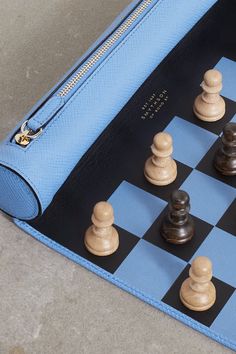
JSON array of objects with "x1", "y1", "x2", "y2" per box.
[
  {"x1": 58, "y1": 0, "x2": 154, "y2": 97},
  {"x1": 15, "y1": 0, "x2": 155, "y2": 146}
]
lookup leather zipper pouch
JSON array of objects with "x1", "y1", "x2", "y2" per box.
[{"x1": 0, "y1": 0, "x2": 216, "y2": 220}]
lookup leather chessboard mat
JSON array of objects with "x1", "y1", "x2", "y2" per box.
[
  {"x1": 29, "y1": 0, "x2": 236, "y2": 247},
  {"x1": 19, "y1": 0, "x2": 236, "y2": 350}
]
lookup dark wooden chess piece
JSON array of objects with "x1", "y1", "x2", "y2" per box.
[
  {"x1": 214, "y1": 122, "x2": 236, "y2": 176},
  {"x1": 161, "y1": 190, "x2": 194, "y2": 244}
]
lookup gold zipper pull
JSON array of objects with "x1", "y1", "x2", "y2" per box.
[
  {"x1": 15, "y1": 131, "x2": 31, "y2": 146},
  {"x1": 15, "y1": 120, "x2": 43, "y2": 146}
]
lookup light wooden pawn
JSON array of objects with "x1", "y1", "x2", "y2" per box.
[
  {"x1": 193, "y1": 69, "x2": 225, "y2": 122},
  {"x1": 180, "y1": 256, "x2": 216, "y2": 312},
  {"x1": 144, "y1": 132, "x2": 177, "y2": 186},
  {"x1": 84, "y1": 201, "x2": 119, "y2": 256}
]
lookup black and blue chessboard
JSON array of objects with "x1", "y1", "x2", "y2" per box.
[{"x1": 16, "y1": 1, "x2": 236, "y2": 351}]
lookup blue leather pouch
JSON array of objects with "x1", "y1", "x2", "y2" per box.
[{"x1": 0, "y1": 0, "x2": 217, "y2": 220}]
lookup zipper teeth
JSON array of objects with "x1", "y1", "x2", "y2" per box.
[{"x1": 58, "y1": 0, "x2": 154, "y2": 97}]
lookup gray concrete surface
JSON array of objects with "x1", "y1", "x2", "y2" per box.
[{"x1": 0, "y1": 1, "x2": 234, "y2": 353}]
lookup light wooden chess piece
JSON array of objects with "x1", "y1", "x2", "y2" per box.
[
  {"x1": 144, "y1": 132, "x2": 177, "y2": 186},
  {"x1": 84, "y1": 201, "x2": 119, "y2": 256},
  {"x1": 180, "y1": 256, "x2": 216, "y2": 312},
  {"x1": 193, "y1": 69, "x2": 225, "y2": 122}
]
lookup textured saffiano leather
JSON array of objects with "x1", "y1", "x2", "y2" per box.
[{"x1": 0, "y1": 0, "x2": 217, "y2": 220}]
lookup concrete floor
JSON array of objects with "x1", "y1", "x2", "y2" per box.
[{"x1": 0, "y1": 1, "x2": 234, "y2": 353}]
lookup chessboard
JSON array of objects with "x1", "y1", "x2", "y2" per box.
[{"x1": 16, "y1": 0, "x2": 236, "y2": 350}]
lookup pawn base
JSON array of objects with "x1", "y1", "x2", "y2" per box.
[
  {"x1": 161, "y1": 217, "x2": 194, "y2": 245},
  {"x1": 84, "y1": 226, "x2": 119, "y2": 256},
  {"x1": 180, "y1": 278, "x2": 216, "y2": 311},
  {"x1": 214, "y1": 149, "x2": 236, "y2": 176},
  {"x1": 193, "y1": 95, "x2": 225, "y2": 122},
  {"x1": 144, "y1": 158, "x2": 177, "y2": 186}
]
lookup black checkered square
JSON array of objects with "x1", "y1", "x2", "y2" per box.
[
  {"x1": 162, "y1": 265, "x2": 235, "y2": 327},
  {"x1": 71, "y1": 225, "x2": 139, "y2": 274},
  {"x1": 143, "y1": 208, "x2": 213, "y2": 262},
  {"x1": 126, "y1": 160, "x2": 192, "y2": 203},
  {"x1": 178, "y1": 96, "x2": 236, "y2": 136},
  {"x1": 197, "y1": 138, "x2": 236, "y2": 188},
  {"x1": 217, "y1": 199, "x2": 236, "y2": 237}
]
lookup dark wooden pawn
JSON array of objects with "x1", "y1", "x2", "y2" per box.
[
  {"x1": 214, "y1": 122, "x2": 236, "y2": 176},
  {"x1": 161, "y1": 190, "x2": 194, "y2": 244}
]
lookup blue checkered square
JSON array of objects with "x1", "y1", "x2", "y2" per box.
[
  {"x1": 211, "y1": 290, "x2": 236, "y2": 343},
  {"x1": 109, "y1": 181, "x2": 167, "y2": 237},
  {"x1": 115, "y1": 239, "x2": 187, "y2": 301},
  {"x1": 181, "y1": 170, "x2": 236, "y2": 225},
  {"x1": 231, "y1": 113, "x2": 236, "y2": 123},
  {"x1": 192, "y1": 227, "x2": 236, "y2": 288},
  {"x1": 165, "y1": 116, "x2": 217, "y2": 168},
  {"x1": 215, "y1": 57, "x2": 236, "y2": 101}
]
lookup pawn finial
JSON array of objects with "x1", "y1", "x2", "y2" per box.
[
  {"x1": 92, "y1": 201, "x2": 114, "y2": 227},
  {"x1": 152, "y1": 132, "x2": 173, "y2": 157},
  {"x1": 170, "y1": 189, "x2": 190, "y2": 211},
  {"x1": 202, "y1": 69, "x2": 222, "y2": 92},
  {"x1": 190, "y1": 256, "x2": 213, "y2": 282},
  {"x1": 222, "y1": 122, "x2": 236, "y2": 145}
]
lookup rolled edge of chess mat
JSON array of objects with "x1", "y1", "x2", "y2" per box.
[{"x1": 0, "y1": 0, "x2": 217, "y2": 220}]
